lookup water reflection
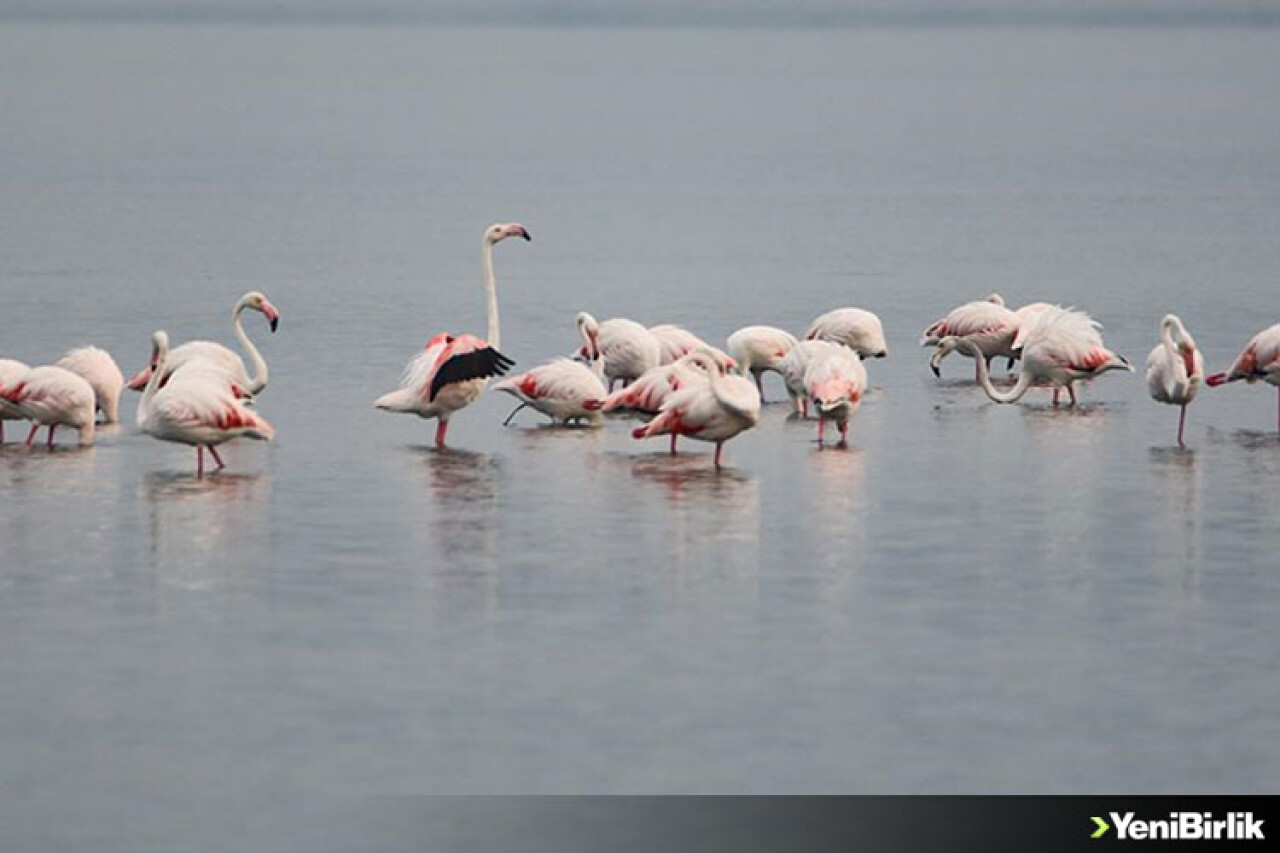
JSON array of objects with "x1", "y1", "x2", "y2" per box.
[{"x1": 1148, "y1": 447, "x2": 1201, "y2": 589}]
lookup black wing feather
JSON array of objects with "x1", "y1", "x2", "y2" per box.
[{"x1": 429, "y1": 347, "x2": 516, "y2": 401}]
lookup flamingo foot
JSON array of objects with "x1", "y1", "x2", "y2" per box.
[
  {"x1": 208, "y1": 445, "x2": 226, "y2": 470},
  {"x1": 26, "y1": 424, "x2": 39, "y2": 447},
  {"x1": 435, "y1": 419, "x2": 449, "y2": 449}
]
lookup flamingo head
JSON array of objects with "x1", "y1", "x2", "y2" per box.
[
  {"x1": 241, "y1": 291, "x2": 280, "y2": 332},
  {"x1": 930, "y1": 336, "x2": 962, "y2": 377},
  {"x1": 575, "y1": 312, "x2": 601, "y2": 361},
  {"x1": 985, "y1": 292, "x2": 1005, "y2": 306},
  {"x1": 486, "y1": 222, "x2": 532, "y2": 245},
  {"x1": 1162, "y1": 314, "x2": 1199, "y2": 378},
  {"x1": 126, "y1": 330, "x2": 171, "y2": 391}
]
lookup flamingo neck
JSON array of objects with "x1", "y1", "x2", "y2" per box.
[
  {"x1": 482, "y1": 239, "x2": 500, "y2": 351},
  {"x1": 232, "y1": 299, "x2": 269, "y2": 394},
  {"x1": 1162, "y1": 323, "x2": 1186, "y2": 382},
  {"x1": 962, "y1": 339, "x2": 1033, "y2": 403},
  {"x1": 139, "y1": 343, "x2": 169, "y2": 424}
]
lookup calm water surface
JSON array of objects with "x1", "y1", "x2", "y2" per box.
[{"x1": 1, "y1": 20, "x2": 1279, "y2": 849}]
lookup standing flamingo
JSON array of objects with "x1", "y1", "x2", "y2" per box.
[
  {"x1": 126, "y1": 290, "x2": 280, "y2": 396},
  {"x1": 931, "y1": 308, "x2": 1132, "y2": 405},
  {"x1": 0, "y1": 359, "x2": 29, "y2": 442},
  {"x1": 137, "y1": 331, "x2": 275, "y2": 476},
  {"x1": 492, "y1": 358, "x2": 607, "y2": 426},
  {"x1": 725, "y1": 325, "x2": 798, "y2": 398},
  {"x1": 1146, "y1": 314, "x2": 1203, "y2": 446},
  {"x1": 921, "y1": 293, "x2": 1020, "y2": 379},
  {"x1": 803, "y1": 342, "x2": 867, "y2": 447},
  {"x1": 575, "y1": 312, "x2": 661, "y2": 391},
  {"x1": 0, "y1": 365, "x2": 96, "y2": 447},
  {"x1": 1205, "y1": 323, "x2": 1280, "y2": 432},
  {"x1": 374, "y1": 223, "x2": 527, "y2": 448},
  {"x1": 631, "y1": 350, "x2": 760, "y2": 469},
  {"x1": 775, "y1": 339, "x2": 833, "y2": 417},
  {"x1": 56, "y1": 346, "x2": 125, "y2": 423},
  {"x1": 804, "y1": 308, "x2": 888, "y2": 359},
  {"x1": 648, "y1": 324, "x2": 735, "y2": 371}
]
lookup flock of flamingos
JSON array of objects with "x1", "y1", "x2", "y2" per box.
[{"x1": 1, "y1": 221, "x2": 1278, "y2": 475}]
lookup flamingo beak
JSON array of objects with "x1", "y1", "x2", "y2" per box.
[
  {"x1": 126, "y1": 366, "x2": 153, "y2": 391},
  {"x1": 505, "y1": 224, "x2": 531, "y2": 242},
  {"x1": 262, "y1": 301, "x2": 280, "y2": 332},
  {"x1": 929, "y1": 353, "x2": 943, "y2": 378}
]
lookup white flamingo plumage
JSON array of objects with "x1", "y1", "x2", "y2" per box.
[
  {"x1": 803, "y1": 341, "x2": 867, "y2": 447},
  {"x1": 932, "y1": 307, "x2": 1132, "y2": 405},
  {"x1": 138, "y1": 331, "x2": 275, "y2": 476},
  {"x1": 575, "y1": 312, "x2": 662, "y2": 391},
  {"x1": 775, "y1": 339, "x2": 833, "y2": 417},
  {"x1": 374, "y1": 223, "x2": 527, "y2": 448},
  {"x1": 921, "y1": 292, "x2": 1020, "y2": 379},
  {"x1": 492, "y1": 358, "x2": 607, "y2": 426},
  {"x1": 126, "y1": 290, "x2": 280, "y2": 397},
  {"x1": 0, "y1": 358, "x2": 30, "y2": 442},
  {"x1": 56, "y1": 346, "x2": 124, "y2": 424},
  {"x1": 631, "y1": 350, "x2": 761, "y2": 468},
  {"x1": 648, "y1": 324, "x2": 736, "y2": 372},
  {"x1": 804, "y1": 308, "x2": 888, "y2": 359},
  {"x1": 593, "y1": 350, "x2": 711, "y2": 416},
  {"x1": 0, "y1": 365, "x2": 97, "y2": 447},
  {"x1": 1205, "y1": 322, "x2": 1280, "y2": 432},
  {"x1": 725, "y1": 325, "x2": 798, "y2": 397},
  {"x1": 1146, "y1": 314, "x2": 1203, "y2": 446}
]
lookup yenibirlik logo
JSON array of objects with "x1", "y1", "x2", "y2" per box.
[{"x1": 1090, "y1": 812, "x2": 1265, "y2": 841}]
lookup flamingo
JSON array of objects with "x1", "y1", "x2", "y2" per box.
[
  {"x1": 492, "y1": 358, "x2": 607, "y2": 426},
  {"x1": 374, "y1": 222, "x2": 527, "y2": 448},
  {"x1": 804, "y1": 308, "x2": 888, "y2": 359},
  {"x1": 126, "y1": 290, "x2": 280, "y2": 396},
  {"x1": 931, "y1": 307, "x2": 1132, "y2": 405},
  {"x1": 575, "y1": 312, "x2": 661, "y2": 391},
  {"x1": 0, "y1": 365, "x2": 96, "y2": 447},
  {"x1": 56, "y1": 346, "x2": 124, "y2": 424},
  {"x1": 775, "y1": 339, "x2": 833, "y2": 417},
  {"x1": 0, "y1": 358, "x2": 29, "y2": 442},
  {"x1": 137, "y1": 331, "x2": 275, "y2": 476},
  {"x1": 725, "y1": 325, "x2": 798, "y2": 398},
  {"x1": 631, "y1": 350, "x2": 761, "y2": 469},
  {"x1": 648, "y1": 324, "x2": 736, "y2": 371},
  {"x1": 803, "y1": 341, "x2": 867, "y2": 447},
  {"x1": 592, "y1": 350, "x2": 712, "y2": 415},
  {"x1": 921, "y1": 292, "x2": 1020, "y2": 379},
  {"x1": 1008, "y1": 300, "x2": 1059, "y2": 369},
  {"x1": 1205, "y1": 322, "x2": 1280, "y2": 432},
  {"x1": 1146, "y1": 314, "x2": 1203, "y2": 447}
]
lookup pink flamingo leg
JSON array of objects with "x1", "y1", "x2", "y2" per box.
[
  {"x1": 1177, "y1": 404, "x2": 1187, "y2": 447},
  {"x1": 197, "y1": 446, "x2": 205, "y2": 478},
  {"x1": 839, "y1": 421, "x2": 849, "y2": 447},
  {"x1": 1052, "y1": 388, "x2": 1060, "y2": 406},
  {"x1": 817, "y1": 417, "x2": 825, "y2": 445},
  {"x1": 1067, "y1": 384, "x2": 1078, "y2": 406},
  {"x1": 25, "y1": 424, "x2": 39, "y2": 447},
  {"x1": 46, "y1": 425, "x2": 56, "y2": 449},
  {"x1": 208, "y1": 445, "x2": 226, "y2": 470},
  {"x1": 669, "y1": 433, "x2": 678, "y2": 455},
  {"x1": 714, "y1": 441, "x2": 724, "y2": 469},
  {"x1": 435, "y1": 418, "x2": 449, "y2": 449}
]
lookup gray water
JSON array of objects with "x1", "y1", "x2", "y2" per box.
[{"x1": 2, "y1": 18, "x2": 1279, "y2": 849}]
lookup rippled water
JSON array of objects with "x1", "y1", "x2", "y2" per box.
[{"x1": 2, "y1": 19, "x2": 1279, "y2": 849}]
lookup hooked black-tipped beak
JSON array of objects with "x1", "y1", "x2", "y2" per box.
[
  {"x1": 522, "y1": 230, "x2": 532, "y2": 242},
  {"x1": 269, "y1": 317, "x2": 279, "y2": 333},
  {"x1": 930, "y1": 361, "x2": 941, "y2": 379},
  {"x1": 876, "y1": 351, "x2": 887, "y2": 359}
]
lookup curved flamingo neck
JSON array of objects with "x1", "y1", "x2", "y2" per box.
[
  {"x1": 232, "y1": 297, "x2": 269, "y2": 394},
  {"x1": 960, "y1": 339, "x2": 1034, "y2": 403},
  {"x1": 139, "y1": 339, "x2": 170, "y2": 422},
  {"x1": 1162, "y1": 322, "x2": 1186, "y2": 382},
  {"x1": 482, "y1": 238, "x2": 500, "y2": 351}
]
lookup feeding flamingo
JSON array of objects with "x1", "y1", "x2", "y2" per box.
[
  {"x1": 0, "y1": 359, "x2": 29, "y2": 442},
  {"x1": 775, "y1": 339, "x2": 834, "y2": 417},
  {"x1": 931, "y1": 307, "x2": 1132, "y2": 405},
  {"x1": 126, "y1": 290, "x2": 280, "y2": 397},
  {"x1": 921, "y1": 293, "x2": 1020, "y2": 379},
  {"x1": 374, "y1": 222, "x2": 527, "y2": 448},
  {"x1": 648, "y1": 324, "x2": 735, "y2": 371},
  {"x1": 1146, "y1": 314, "x2": 1203, "y2": 447},
  {"x1": 575, "y1": 312, "x2": 661, "y2": 391},
  {"x1": 492, "y1": 358, "x2": 607, "y2": 426},
  {"x1": 1205, "y1": 322, "x2": 1280, "y2": 432},
  {"x1": 56, "y1": 346, "x2": 124, "y2": 423},
  {"x1": 725, "y1": 325, "x2": 798, "y2": 398},
  {"x1": 137, "y1": 331, "x2": 275, "y2": 476},
  {"x1": 0, "y1": 365, "x2": 97, "y2": 447},
  {"x1": 631, "y1": 350, "x2": 760, "y2": 469},
  {"x1": 803, "y1": 341, "x2": 867, "y2": 447},
  {"x1": 592, "y1": 350, "x2": 712, "y2": 415},
  {"x1": 804, "y1": 308, "x2": 888, "y2": 359}
]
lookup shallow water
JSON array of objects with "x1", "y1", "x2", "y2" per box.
[{"x1": 2, "y1": 18, "x2": 1279, "y2": 848}]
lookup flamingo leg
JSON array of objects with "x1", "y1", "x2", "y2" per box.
[
  {"x1": 502, "y1": 403, "x2": 528, "y2": 426},
  {"x1": 435, "y1": 418, "x2": 449, "y2": 449},
  {"x1": 817, "y1": 417, "x2": 825, "y2": 445},
  {"x1": 46, "y1": 425, "x2": 56, "y2": 448},
  {"x1": 1067, "y1": 384, "x2": 1078, "y2": 407},
  {"x1": 839, "y1": 420, "x2": 849, "y2": 447},
  {"x1": 197, "y1": 446, "x2": 204, "y2": 478},
  {"x1": 669, "y1": 433, "x2": 678, "y2": 455},
  {"x1": 1177, "y1": 404, "x2": 1188, "y2": 447},
  {"x1": 208, "y1": 445, "x2": 226, "y2": 470},
  {"x1": 714, "y1": 441, "x2": 724, "y2": 469},
  {"x1": 802, "y1": 399, "x2": 809, "y2": 419},
  {"x1": 1052, "y1": 388, "x2": 1060, "y2": 406},
  {"x1": 754, "y1": 372, "x2": 764, "y2": 399},
  {"x1": 26, "y1": 424, "x2": 39, "y2": 447}
]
